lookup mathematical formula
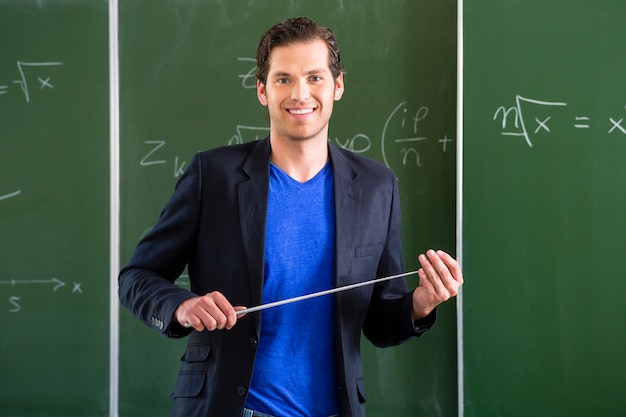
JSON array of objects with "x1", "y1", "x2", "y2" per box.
[
  {"x1": 1, "y1": 60, "x2": 75, "y2": 314},
  {"x1": 382, "y1": 101, "x2": 454, "y2": 170},
  {"x1": 494, "y1": 94, "x2": 626, "y2": 147},
  {"x1": 1, "y1": 61, "x2": 63, "y2": 103},
  {"x1": 1, "y1": 276, "x2": 83, "y2": 313},
  {"x1": 136, "y1": 99, "x2": 454, "y2": 179}
]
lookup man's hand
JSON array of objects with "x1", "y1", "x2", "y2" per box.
[
  {"x1": 174, "y1": 291, "x2": 245, "y2": 331},
  {"x1": 412, "y1": 249, "x2": 463, "y2": 320}
]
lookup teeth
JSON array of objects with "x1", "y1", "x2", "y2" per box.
[{"x1": 289, "y1": 108, "x2": 314, "y2": 115}]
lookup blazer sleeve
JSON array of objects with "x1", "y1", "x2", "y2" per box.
[{"x1": 118, "y1": 154, "x2": 203, "y2": 338}]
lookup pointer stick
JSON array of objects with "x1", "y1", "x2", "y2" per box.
[{"x1": 236, "y1": 270, "x2": 418, "y2": 316}]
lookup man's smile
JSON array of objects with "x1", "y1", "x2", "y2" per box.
[{"x1": 287, "y1": 108, "x2": 315, "y2": 115}]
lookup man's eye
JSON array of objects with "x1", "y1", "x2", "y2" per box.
[
  {"x1": 277, "y1": 78, "x2": 289, "y2": 84},
  {"x1": 310, "y1": 76, "x2": 322, "y2": 82}
]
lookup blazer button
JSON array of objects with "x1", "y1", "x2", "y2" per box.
[
  {"x1": 237, "y1": 386, "x2": 247, "y2": 396},
  {"x1": 249, "y1": 338, "x2": 258, "y2": 349}
]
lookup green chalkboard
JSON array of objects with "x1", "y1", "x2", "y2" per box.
[
  {"x1": 463, "y1": 1, "x2": 626, "y2": 416},
  {"x1": 119, "y1": 1, "x2": 458, "y2": 416},
  {"x1": 0, "y1": 1, "x2": 109, "y2": 417}
]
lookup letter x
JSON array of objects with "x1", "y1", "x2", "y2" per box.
[
  {"x1": 534, "y1": 116, "x2": 551, "y2": 134},
  {"x1": 38, "y1": 77, "x2": 54, "y2": 90},
  {"x1": 609, "y1": 118, "x2": 626, "y2": 135}
]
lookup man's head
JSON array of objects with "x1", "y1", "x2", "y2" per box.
[{"x1": 256, "y1": 17, "x2": 343, "y2": 85}]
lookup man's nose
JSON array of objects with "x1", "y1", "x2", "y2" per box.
[{"x1": 290, "y1": 79, "x2": 310, "y2": 101}]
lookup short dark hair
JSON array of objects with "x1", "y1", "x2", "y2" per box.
[{"x1": 256, "y1": 16, "x2": 343, "y2": 85}]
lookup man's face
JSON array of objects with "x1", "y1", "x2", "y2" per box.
[{"x1": 257, "y1": 39, "x2": 344, "y2": 144}]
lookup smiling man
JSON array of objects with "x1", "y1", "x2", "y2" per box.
[{"x1": 119, "y1": 17, "x2": 463, "y2": 417}]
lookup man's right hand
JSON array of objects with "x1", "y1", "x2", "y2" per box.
[{"x1": 174, "y1": 291, "x2": 245, "y2": 331}]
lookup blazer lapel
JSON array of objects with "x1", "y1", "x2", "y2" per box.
[
  {"x1": 329, "y1": 145, "x2": 361, "y2": 289},
  {"x1": 238, "y1": 138, "x2": 271, "y2": 332}
]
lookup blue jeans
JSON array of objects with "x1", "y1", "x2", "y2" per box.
[
  {"x1": 242, "y1": 407, "x2": 276, "y2": 417},
  {"x1": 242, "y1": 407, "x2": 338, "y2": 417}
]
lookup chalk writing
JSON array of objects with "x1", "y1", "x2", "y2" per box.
[
  {"x1": 381, "y1": 101, "x2": 454, "y2": 170},
  {"x1": 439, "y1": 134, "x2": 454, "y2": 152},
  {"x1": 0, "y1": 190, "x2": 21, "y2": 201},
  {"x1": 9, "y1": 296, "x2": 20, "y2": 313},
  {"x1": 140, "y1": 140, "x2": 167, "y2": 166},
  {"x1": 228, "y1": 125, "x2": 270, "y2": 145},
  {"x1": 1, "y1": 61, "x2": 63, "y2": 103},
  {"x1": 609, "y1": 117, "x2": 626, "y2": 135},
  {"x1": 139, "y1": 140, "x2": 189, "y2": 178},
  {"x1": 494, "y1": 95, "x2": 566, "y2": 147},
  {"x1": 0, "y1": 276, "x2": 82, "y2": 313},
  {"x1": 574, "y1": 116, "x2": 590, "y2": 129},
  {"x1": 1, "y1": 277, "x2": 67, "y2": 291},
  {"x1": 237, "y1": 57, "x2": 257, "y2": 89},
  {"x1": 494, "y1": 94, "x2": 626, "y2": 147},
  {"x1": 333, "y1": 134, "x2": 371, "y2": 154}
]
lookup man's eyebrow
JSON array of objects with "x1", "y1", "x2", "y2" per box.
[
  {"x1": 270, "y1": 71, "x2": 292, "y2": 78},
  {"x1": 269, "y1": 68, "x2": 329, "y2": 78},
  {"x1": 305, "y1": 68, "x2": 327, "y2": 74}
]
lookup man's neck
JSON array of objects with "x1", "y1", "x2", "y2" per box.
[{"x1": 269, "y1": 135, "x2": 329, "y2": 183}]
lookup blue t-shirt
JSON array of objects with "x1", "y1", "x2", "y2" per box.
[{"x1": 245, "y1": 162, "x2": 339, "y2": 417}]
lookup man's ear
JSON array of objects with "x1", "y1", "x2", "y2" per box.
[
  {"x1": 334, "y1": 72, "x2": 345, "y2": 101},
  {"x1": 257, "y1": 80, "x2": 268, "y2": 106}
]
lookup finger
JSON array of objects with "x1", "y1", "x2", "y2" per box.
[
  {"x1": 177, "y1": 294, "x2": 243, "y2": 331},
  {"x1": 175, "y1": 297, "x2": 205, "y2": 331},
  {"x1": 234, "y1": 306, "x2": 248, "y2": 319},
  {"x1": 195, "y1": 291, "x2": 240, "y2": 330},
  {"x1": 427, "y1": 250, "x2": 462, "y2": 288},
  {"x1": 418, "y1": 252, "x2": 448, "y2": 298},
  {"x1": 417, "y1": 268, "x2": 435, "y2": 292},
  {"x1": 206, "y1": 291, "x2": 238, "y2": 329},
  {"x1": 423, "y1": 250, "x2": 461, "y2": 299},
  {"x1": 197, "y1": 300, "x2": 227, "y2": 331},
  {"x1": 179, "y1": 297, "x2": 220, "y2": 331},
  {"x1": 189, "y1": 313, "x2": 213, "y2": 332},
  {"x1": 437, "y1": 250, "x2": 464, "y2": 284},
  {"x1": 413, "y1": 269, "x2": 441, "y2": 316},
  {"x1": 428, "y1": 250, "x2": 462, "y2": 297},
  {"x1": 426, "y1": 249, "x2": 453, "y2": 279}
]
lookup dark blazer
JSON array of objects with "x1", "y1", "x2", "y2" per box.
[{"x1": 119, "y1": 138, "x2": 435, "y2": 417}]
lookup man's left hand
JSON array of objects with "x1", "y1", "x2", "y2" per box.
[{"x1": 412, "y1": 249, "x2": 463, "y2": 320}]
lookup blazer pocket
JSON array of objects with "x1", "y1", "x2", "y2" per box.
[
  {"x1": 171, "y1": 372, "x2": 206, "y2": 399},
  {"x1": 171, "y1": 343, "x2": 212, "y2": 399},
  {"x1": 355, "y1": 242, "x2": 383, "y2": 258}
]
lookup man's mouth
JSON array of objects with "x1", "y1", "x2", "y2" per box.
[{"x1": 288, "y1": 108, "x2": 314, "y2": 115}]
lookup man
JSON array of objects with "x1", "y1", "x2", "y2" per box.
[{"x1": 119, "y1": 16, "x2": 463, "y2": 417}]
